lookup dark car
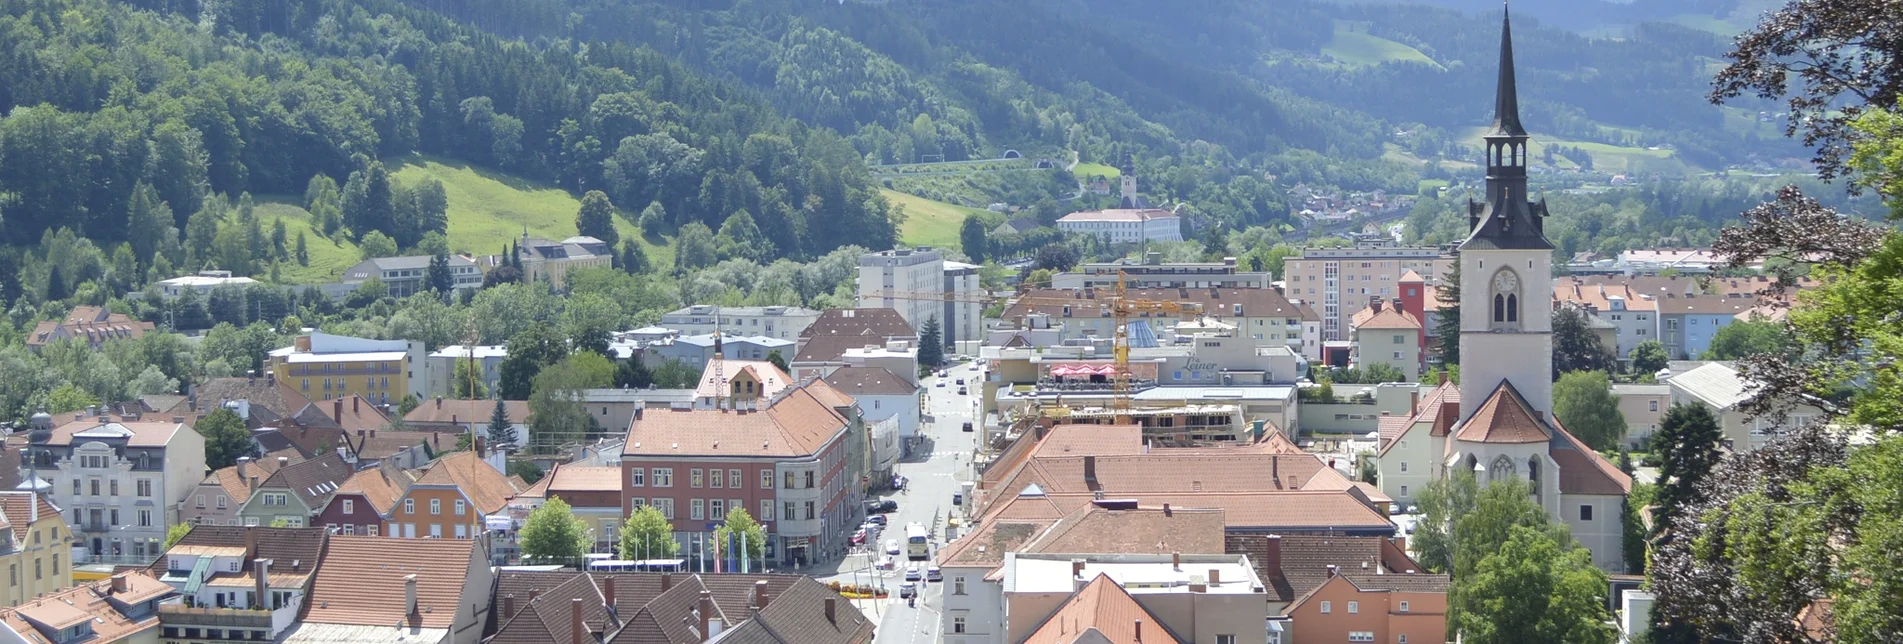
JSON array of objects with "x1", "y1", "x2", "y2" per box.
[
  {"x1": 962, "y1": 421, "x2": 974, "y2": 433},
  {"x1": 866, "y1": 499, "x2": 898, "y2": 514}
]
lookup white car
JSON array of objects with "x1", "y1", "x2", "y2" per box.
[
  {"x1": 879, "y1": 554, "x2": 896, "y2": 570},
  {"x1": 884, "y1": 539, "x2": 901, "y2": 556}
]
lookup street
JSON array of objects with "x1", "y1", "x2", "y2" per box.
[{"x1": 811, "y1": 358, "x2": 984, "y2": 643}]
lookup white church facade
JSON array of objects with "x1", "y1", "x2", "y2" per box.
[{"x1": 1376, "y1": 11, "x2": 1632, "y2": 572}]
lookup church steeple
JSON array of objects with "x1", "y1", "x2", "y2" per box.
[{"x1": 1460, "y1": 3, "x2": 1551, "y2": 252}]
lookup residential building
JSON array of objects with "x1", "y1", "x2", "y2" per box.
[
  {"x1": 514, "y1": 465, "x2": 623, "y2": 552},
  {"x1": 1051, "y1": 253, "x2": 1273, "y2": 290},
  {"x1": 1553, "y1": 278, "x2": 1660, "y2": 360},
  {"x1": 402, "y1": 398, "x2": 532, "y2": 451},
  {"x1": 943, "y1": 260, "x2": 983, "y2": 351},
  {"x1": 150, "y1": 271, "x2": 258, "y2": 300},
  {"x1": 823, "y1": 366, "x2": 921, "y2": 448},
  {"x1": 25, "y1": 306, "x2": 156, "y2": 350},
  {"x1": 621, "y1": 378, "x2": 858, "y2": 567},
  {"x1": 424, "y1": 345, "x2": 508, "y2": 399},
  {"x1": 292, "y1": 396, "x2": 393, "y2": 436},
  {"x1": 149, "y1": 526, "x2": 328, "y2": 644},
  {"x1": 0, "y1": 492, "x2": 69, "y2": 607},
  {"x1": 234, "y1": 453, "x2": 352, "y2": 528},
  {"x1": 282, "y1": 535, "x2": 494, "y2": 644},
  {"x1": 341, "y1": 429, "x2": 440, "y2": 471},
  {"x1": 1284, "y1": 569, "x2": 1449, "y2": 644},
  {"x1": 981, "y1": 337, "x2": 1305, "y2": 433},
  {"x1": 660, "y1": 305, "x2": 822, "y2": 342},
  {"x1": 1653, "y1": 294, "x2": 1758, "y2": 360},
  {"x1": 184, "y1": 375, "x2": 313, "y2": 430},
  {"x1": 27, "y1": 410, "x2": 206, "y2": 564},
  {"x1": 341, "y1": 254, "x2": 483, "y2": 298},
  {"x1": 270, "y1": 332, "x2": 427, "y2": 404},
  {"x1": 791, "y1": 308, "x2": 916, "y2": 382},
  {"x1": 1000, "y1": 287, "x2": 1319, "y2": 358},
  {"x1": 313, "y1": 461, "x2": 413, "y2": 536},
  {"x1": 1284, "y1": 245, "x2": 1454, "y2": 342},
  {"x1": 857, "y1": 248, "x2": 949, "y2": 343},
  {"x1": 838, "y1": 343, "x2": 919, "y2": 388},
  {"x1": 485, "y1": 571, "x2": 872, "y2": 644},
  {"x1": 179, "y1": 456, "x2": 294, "y2": 527},
  {"x1": 1612, "y1": 384, "x2": 1672, "y2": 448},
  {"x1": 1611, "y1": 247, "x2": 1747, "y2": 274},
  {"x1": 998, "y1": 553, "x2": 1267, "y2": 644},
  {"x1": 576, "y1": 389, "x2": 695, "y2": 435},
  {"x1": 0, "y1": 571, "x2": 173, "y2": 644},
  {"x1": 1666, "y1": 363, "x2": 1824, "y2": 451},
  {"x1": 1349, "y1": 297, "x2": 1423, "y2": 380},
  {"x1": 515, "y1": 235, "x2": 614, "y2": 290},
  {"x1": 385, "y1": 450, "x2": 520, "y2": 541},
  {"x1": 647, "y1": 334, "x2": 795, "y2": 371},
  {"x1": 1374, "y1": 17, "x2": 1633, "y2": 572},
  {"x1": 1014, "y1": 574, "x2": 1179, "y2": 644}
]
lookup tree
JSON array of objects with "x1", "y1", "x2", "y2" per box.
[
  {"x1": 1411, "y1": 470, "x2": 1478, "y2": 574},
  {"x1": 518, "y1": 496, "x2": 591, "y2": 561},
  {"x1": 675, "y1": 222, "x2": 718, "y2": 271},
  {"x1": 1552, "y1": 370, "x2": 1626, "y2": 451},
  {"x1": 164, "y1": 523, "x2": 193, "y2": 549},
  {"x1": 294, "y1": 231, "x2": 309, "y2": 266},
  {"x1": 498, "y1": 323, "x2": 568, "y2": 400},
  {"x1": 715, "y1": 209, "x2": 771, "y2": 262},
  {"x1": 714, "y1": 507, "x2": 768, "y2": 569},
  {"x1": 1551, "y1": 306, "x2": 1616, "y2": 378},
  {"x1": 45, "y1": 383, "x2": 96, "y2": 414},
  {"x1": 358, "y1": 231, "x2": 398, "y2": 261},
  {"x1": 1451, "y1": 525, "x2": 1617, "y2": 644},
  {"x1": 637, "y1": 201, "x2": 667, "y2": 236},
  {"x1": 1434, "y1": 262, "x2": 1461, "y2": 366},
  {"x1": 918, "y1": 315, "x2": 945, "y2": 368},
  {"x1": 1649, "y1": 403, "x2": 1723, "y2": 536},
  {"x1": 1622, "y1": 483, "x2": 1655, "y2": 575},
  {"x1": 528, "y1": 353, "x2": 613, "y2": 449},
  {"x1": 487, "y1": 396, "x2": 518, "y2": 448},
  {"x1": 960, "y1": 215, "x2": 989, "y2": 262},
  {"x1": 453, "y1": 359, "x2": 489, "y2": 399},
  {"x1": 509, "y1": 461, "x2": 545, "y2": 485},
  {"x1": 427, "y1": 252, "x2": 454, "y2": 294},
  {"x1": 576, "y1": 190, "x2": 620, "y2": 248},
  {"x1": 619, "y1": 240, "x2": 649, "y2": 275},
  {"x1": 1629, "y1": 339, "x2": 1668, "y2": 374},
  {"x1": 765, "y1": 350, "x2": 789, "y2": 374},
  {"x1": 1033, "y1": 242, "x2": 1077, "y2": 271},
  {"x1": 619, "y1": 505, "x2": 681, "y2": 560},
  {"x1": 1702, "y1": 319, "x2": 1792, "y2": 360},
  {"x1": 198, "y1": 407, "x2": 254, "y2": 469}
]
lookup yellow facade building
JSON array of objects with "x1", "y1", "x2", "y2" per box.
[
  {"x1": 269, "y1": 332, "x2": 426, "y2": 406},
  {"x1": 1, "y1": 492, "x2": 73, "y2": 607}
]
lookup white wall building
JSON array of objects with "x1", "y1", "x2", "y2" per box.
[
  {"x1": 823, "y1": 366, "x2": 922, "y2": 445},
  {"x1": 152, "y1": 271, "x2": 258, "y2": 300},
  {"x1": 25, "y1": 410, "x2": 206, "y2": 564},
  {"x1": 858, "y1": 248, "x2": 960, "y2": 348},
  {"x1": 943, "y1": 261, "x2": 983, "y2": 348},
  {"x1": 424, "y1": 345, "x2": 508, "y2": 399},
  {"x1": 659, "y1": 305, "x2": 821, "y2": 342}
]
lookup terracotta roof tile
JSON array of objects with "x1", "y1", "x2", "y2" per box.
[
  {"x1": 44, "y1": 415, "x2": 187, "y2": 448},
  {"x1": 821, "y1": 367, "x2": 916, "y2": 396},
  {"x1": 695, "y1": 359, "x2": 794, "y2": 400},
  {"x1": 209, "y1": 455, "x2": 297, "y2": 506},
  {"x1": 193, "y1": 377, "x2": 314, "y2": 425},
  {"x1": 793, "y1": 309, "x2": 915, "y2": 364},
  {"x1": 1021, "y1": 574, "x2": 1177, "y2": 644},
  {"x1": 1047, "y1": 491, "x2": 1392, "y2": 532},
  {"x1": 303, "y1": 535, "x2": 477, "y2": 629},
  {"x1": 1548, "y1": 415, "x2": 1633, "y2": 496},
  {"x1": 147, "y1": 526, "x2": 329, "y2": 578},
  {"x1": 404, "y1": 398, "x2": 531, "y2": 426},
  {"x1": 0, "y1": 491, "x2": 60, "y2": 543},
  {"x1": 489, "y1": 573, "x2": 612, "y2": 644},
  {"x1": 518, "y1": 464, "x2": 622, "y2": 500},
  {"x1": 329, "y1": 461, "x2": 413, "y2": 515},
  {"x1": 709, "y1": 577, "x2": 874, "y2": 644},
  {"x1": 0, "y1": 573, "x2": 171, "y2": 641},
  {"x1": 1341, "y1": 572, "x2": 1450, "y2": 593},
  {"x1": 1027, "y1": 506, "x2": 1227, "y2": 556},
  {"x1": 257, "y1": 452, "x2": 353, "y2": 510},
  {"x1": 1350, "y1": 304, "x2": 1422, "y2": 330},
  {"x1": 1452, "y1": 380, "x2": 1551, "y2": 444},
  {"x1": 799, "y1": 378, "x2": 855, "y2": 410},
  {"x1": 412, "y1": 450, "x2": 520, "y2": 515},
  {"x1": 622, "y1": 388, "x2": 847, "y2": 459},
  {"x1": 292, "y1": 395, "x2": 390, "y2": 433}
]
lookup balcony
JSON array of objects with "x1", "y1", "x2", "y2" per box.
[{"x1": 160, "y1": 604, "x2": 273, "y2": 629}]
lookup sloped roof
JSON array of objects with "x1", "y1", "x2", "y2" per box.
[
  {"x1": 1341, "y1": 572, "x2": 1450, "y2": 593},
  {"x1": 411, "y1": 450, "x2": 520, "y2": 515},
  {"x1": 1548, "y1": 415, "x2": 1633, "y2": 496},
  {"x1": 209, "y1": 455, "x2": 297, "y2": 506},
  {"x1": 1020, "y1": 574, "x2": 1178, "y2": 644},
  {"x1": 623, "y1": 388, "x2": 847, "y2": 459},
  {"x1": 489, "y1": 573, "x2": 614, "y2": 644},
  {"x1": 821, "y1": 367, "x2": 916, "y2": 396},
  {"x1": 793, "y1": 309, "x2": 916, "y2": 363},
  {"x1": 696, "y1": 359, "x2": 794, "y2": 401},
  {"x1": 1043, "y1": 491, "x2": 1393, "y2": 532},
  {"x1": 258, "y1": 452, "x2": 353, "y2": 510},
  {"x1": 193, "y1": 377, "x2": 314, "y2": 425},
  {"x1": 302, "y1": 535, "x2": 476, "y2": 629},
  {"x1": 293, "y1": 395, "x2": 390, "y2": 432},
  {"x1": 351, "y1": 430, "x2": 445, "y2": 461},
  {"x1": 519, "y1": 464, "x2": 622, "y2": 503},
  {"x1": 45, "y1": 415, "x2": 187, "y2": 447},
  {"x1": 331, "y1": 462, "x2": 413, "y2": 515},
  {"x1": 1667, "y1": 362, "x2": 1750, "y2": 410},
  {"x1": 0, "y1": 573, "x2": 170, "y2": 642},
  {"x1": 404, "y1": 398, "x2": 531, "y2": 426},
  {"x1": 1452, "y1": 380, "x2": 1551, "y2": 444},
  {"x1": 707, "y1": 577, "x2": 875, "y2": 644},
  {"x1": 1350, "y1": 305, "x2": 1422, "y2": 330},
  {"x1": 148, "y1": 526, "x2": 329, "y2": 579},
  {"x1": 0, "y1": 491, "x2": 60, "y2": 543},
  {"x1": 1031, "y1": 424, "x2": 1145, "y2": 459},
  {"x1": 1028, "y1": 505, "x2": 1227, "y2": 557}
]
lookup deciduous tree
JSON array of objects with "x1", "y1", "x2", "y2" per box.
[
  {"x1": 619, "y1": 505, "x2": 680, "y2": 560},
  {"x1": 519, "y1": 497, "x2": 591, "y2": 561},
  {"x1": 1552, "y1": 370, "x2": 1625, "y2": 451},
  {"x1": 198, "y1": 407, "x2": 255, "y2": 469}
]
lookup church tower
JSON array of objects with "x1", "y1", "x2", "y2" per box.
[
  {"x1": 1457, "y1": 6, "x2": 1556, "y2": 422},
  {"x1": 1119, "y1": 152, "x2": 1139, "y2": 205}
]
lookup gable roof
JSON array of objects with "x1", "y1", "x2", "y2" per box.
[
  {"x1": 410, "y1": 450, "x2": 520, "y2": 515},
  {"x1": 256, "y1": 452, "x2": 353, "y2": 510},
  {"x1": 303, "y1": 535, "x2": 476, "y2": 629},
  {"x1": 696, "y1": 359, "x2": 793, "y2": 401},
  {"x1": 0, "y1": 491, "x2": 60, "y2": 543},
  {"x1": 488, "y1": 572, "x2": 614, "y2": 644},
  {"x1": 1452, "y1": 380, "x2": 1551, "y2": 444},
  {"x1": 44, "y1": 415, "x2": 188, "y2": 448},
  {"x1": 821, "y1": 367, "x2": 916, "y2": 396},
  {"x1": 707, "y1": 576, "x2": 875, "y2": 644},
  {"x1": 518, "y1": 464, "x2": 622, "y2": 503},
  {"x1": 350, "y1": 429, "x2": 446, "y2": 462},
  {"x1": 1548, "y1": 415, "x2": 1634, "y2": 496},
  {"x1": 1020, "y1": 574, "x2": 1179, "y2": 644},
  {"x1": 1667, "y1": 362, "x2": 1751, "y2": 410},
  {"x1": 330, "y1": 461, "x2": 413, "y2": 515},
  {"x1": 292, "y1": 395, "x2": 390, "y2": 432},
  {"x1": 794, "y1": 308, "x2": 916, "y2": 364},
  {"x1": 1027, "y1": 505, "x2": 1227, "y2": 557},
  {"x1": 0, "y1": 573, "x2": 171, "y2": 642},
  {"x1": 207, "y1": 455, "x2": 297, "y2": 506},
  {"x1": 623, "y1": 387, "x2": 847, "y2": 459},
  {"x1": 1350, "y1": 304, "x2": 1422, "y2": 330},
  {"x1": 403, "y1": 398, "x2": 531, "y2": 426},
  {"x1": 148, "y1": 526, "x2": 330, "y2": 579}
]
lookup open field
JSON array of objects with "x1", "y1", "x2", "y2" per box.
[
  {"x1": 1322, "y1": 20, "x2": 1443, "y2": 70},
  {"x1": 883, "y1": 189, "x2": 998, "y2": 252},
  {"x1": 1455, "y1": 127, "x2": 1694, "y2": 175}
]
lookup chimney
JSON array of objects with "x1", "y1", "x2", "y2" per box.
[
  {"x1": 1441, "y1": 399, "x2": 1459, "y2": 428},
  {"x1": 1437, "y1": 370, "x2": 1448, "y2": 386},
  {"x1": 371, "y1": 429, "x2": 377, "y2": 439},
  {"x1": 1369, "y1": 297, "x2": 1383, "y2": 313},
  {"x1": 1135, "y1": 620, "x2": 1143, "y2": 642},
  {"x1": 824, "y1": 596, "x2": 836, "y2": 624},
  {"x1": 1326, "y1": 564, "x2": 1338, "y2": 578},
  {"x1": 1266, "y1": 535, "x2": 1283, "y2": 577},
  {"x1": 1393, "y1": 536, "x2": 1407, "y2": 553},
  {"x1": 435, "y1": 397, "x2": 443, "y2": 409},
  {"x1": 1162, "y1": 503, "x2": 1171, "y2": 517},
  {"x1": 253, "y1": 559, "x2": 271, "y2": 610},
  {"x1": 505, "y1": 594, "x2": 517, "y2": 620},
  {"x1": 266, "y1": 372, "x2": 275, "y2": 386},
  {"x1": 1271, "y1": 456, "x2": 1280, "y2": 489},
  {"x1": 405, "y1": 574, "x2": 419, "y2": 617},
  {"x1": 605, "y1": 577, "x2": 616, "y2": 609},
  {"x1": 334, "y1": 399, "x2": 343, "y2": 422},
  {"x1": 698, "y1": 590, "x2": 714, "y2": 641},
  {"x1": 1071, "y1": 560, "x2": 1086, "y2": 578},
  {"x1": 753, "y1": 580, "x2": 769, "y2": 611},
  {"x1": 1208, "y1": 568, "x2": 1221, "y2": 585},
  {"x1": 277, "y1": 456, "x2": 288, "y2": 468},
  {"x1": 1083, "y1": 455, "x2": 1098, "y2": 489},
  {"x1": 1171, "y1": 552, "x2": 1180, "y2": 570},
  {"x1": 245, "y1": 526, "x2": 258, "y2": 557},
  {"x1": 571, "y1": 598, "x2": 584, "y2": 644},
  {"x1": 110, "y1": 574, "x2": 129, "y2": 594},
  {"x1": 1410, "y1": 391, "x2": 1420, "y2": 416},
  {"x1": 353, "y1": 397, "x2": 360, "y2": 414},
  {"x1": 660, "y1": 573, "x2": 673, "y2": 592},
  {"x1": 530, "y1": 590, "x2": 541, "y2": 604}
]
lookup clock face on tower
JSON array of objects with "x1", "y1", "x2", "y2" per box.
[{"x1": 1493, "y1": 271, "x2": 1518, "y2": 293}]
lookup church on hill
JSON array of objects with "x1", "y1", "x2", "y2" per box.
[{"x1": 1374, "y1": 8, "x2": 1633, "y2": 572}]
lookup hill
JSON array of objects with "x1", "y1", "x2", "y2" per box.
[
  {"x1": 884, "y1": 189, "x2": 999, "y2": 252},
  {"x1": 1321, "y1": 20, "x2": 1444, "y2": 69}
]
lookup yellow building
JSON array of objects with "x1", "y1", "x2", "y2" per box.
[
  {"x1": 269, "y1": 332, "x2": 426, "y2": 406},
  {"x1": 1, "y1": 492, "x2": 72, "y2": 607}
]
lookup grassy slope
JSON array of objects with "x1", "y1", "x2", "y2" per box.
[
  {"x1": 1456, "y1": 127, "x2": 1692, "y2": 175},
  {"x1": 883, "y1": 189, "x2": 998, "y2": 252},
  {"x1": 1070, "y1": 162, "x2": 1120, "y2": 180},
  {"x1": 260, "y1": 155, "x2": 674, "y2": 284},
  {"x1": 1322, "y1": 20, "x2": 1443, "y2": 70}
]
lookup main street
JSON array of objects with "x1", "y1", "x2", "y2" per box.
[{"x1": 812, "y1": 358, "x2": 984, "y2": 643}]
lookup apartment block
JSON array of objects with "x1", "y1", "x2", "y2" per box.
[
  {"x1": 1284, "y1": 245, "x2": 1453, "y2": 341},
  {"x1": 660, "y1": 305, "x2": 822, "y2": 341},
  {"x1": 856, "y1": 248, "x2": 980, "y2": 347},
  {"x1": 340, "y1": 254, "x2": 482, "y2": 298},
  {"x1": 27, "y1": 410, "x2": 206, "y2": 565},
  {"x1": 269, "y1": 332, "x2": 426, "y2": 404},
  {"x1": 1051, "y1": 253, "x2": 1273, "y2": 290}
]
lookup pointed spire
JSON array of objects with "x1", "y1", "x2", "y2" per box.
[{"x1": 1489, "y1": 3, "x2": 1527, "y2": 138}]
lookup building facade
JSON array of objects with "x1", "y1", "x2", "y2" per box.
[
  {"x1": 1349, "y1": 298, "x2": 1423, "y2": 380},
  {"x1": 424, "y1": 345, "x2": 507, "y2": 399},
  {"x1": 516, "y1": 235, "x2": 614, "y2": 289},
  {"x1": 26, "y1": 411, "x2": 206, "y2": 564},
  {"x1": 179, "y1": 457, "x2": 288, "y2": 527},
  {"x1": 269, "y1": 332, "x2": 426, "y2": 404},
  {"x1": 340, "y1": 254, "x2": 482, "y2": 298},
  {"x1": 660, "y1": 306, "x2": 822, "y2": 341},
  {"x1": 1051, "y1": 254, "x2": 1273, "y2": 290},
  {"x1": 857, "y1": 248, "x2": 949, "y2": 344},
  {"x1": 234, "y1": 453, "x2": 351, "y2": 528},
  {"x1": 1285, "y1": 572, "x2": 1449, "y2": 644},
  {"x1": 1054, "y1": 208, "x2": 1182, "y2": 243},
  {"x1": 1285, "y1": 246, "x2": 1454, "y2": 342},
  {"x1": 383, "y1": 450, "x2": 519, "y2": 541},
  {"x1": 0, "y1": 492, "x2": 70, "y2": 607},
  {"x1": 943, "y1": 261, "x2": 983, "y2": 349}
]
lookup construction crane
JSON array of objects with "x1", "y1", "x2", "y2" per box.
[{"x1": 862, "y1": 271, "x2": 1200, "y2": 416}]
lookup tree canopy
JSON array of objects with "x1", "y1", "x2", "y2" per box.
[
  {"x1": 519, "y1": 496, "x2": 591, "y2": 561},
  {"x1": 1552, "y1": 370, "x2": 1625, "y2": 451}
]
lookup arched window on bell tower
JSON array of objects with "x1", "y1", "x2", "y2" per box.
[{"x1": 1489, "y1": 269, "x2": 1522, "y2": 331}]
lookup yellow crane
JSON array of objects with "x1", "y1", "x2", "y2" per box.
[{"x1": 863, "y1": 271, "x2": 1200, "y2": 415}]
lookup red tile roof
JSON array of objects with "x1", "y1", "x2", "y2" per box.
[
  {"x1": 1548, "y1": 415, "x2": 1634, "y2": 496},
  {"x1": 1350, "y1": 304, "x2": 1422, "y2": 330},
  {"x1": 1021, "y1": 574, "x2": 1177, "y2": 644},
  {"x1": 0, "y1": 491, "x2": 60, "y2": 543},
  {"x1": 622, "y1": 387, "x2": 847, "y2": 459},
  {"x1": 303, "y1": 535, "x2": 478, "y2": 629},
  {"x1": 411, "y1": 450, "x2": 521, "y2": 515},
  {"x1": 331, "y1": 462, "x2": 413, "y2": 515},
  {"x1": 404, "y1": 398, "x2": 531, "y2": 426},
  {"x1": 1452, "y1": 381, "x2": 1551, "y2": 444}
]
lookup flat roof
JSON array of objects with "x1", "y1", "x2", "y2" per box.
[{"x1": 284, "y1": 351, "x2": 408, "y2": 364}]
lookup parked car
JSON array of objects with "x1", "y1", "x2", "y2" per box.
[
  {"x1": 953, "y1": 492, "x2": 964, "y2": 505},
  {"x1": 904, "y1": 566, "x2": 921, "y2": 582},
  {"x1": 936, "y1": 381, "x2": 945, "y2": 387},
  {"x1": 867, "y1": 514, "x2": 888, "y2": 526},
  {"x1": 957, "y1": 387, "x2": 968, "y2": 395},
  {"x1": 927, "y1": 566, "x2": 943, "y2": 582},
  {"x1": 892, "y1": 475, "x2": 908, "y2": 490},
  {"x1": 899, "y1": 582, "x2": 918, "y2": 599},
  {"x1": 955, "y1": 378, "x2": 964, "y2": 386},
  {"x1": 962, "y1": 421, "x2": 973, "y2": 433},
  {"x1": 885, "y1": 539, "x2": 901, "y2": 556},
  {"x1": 879, "y1": 555, "x2": 896, "y2": 570},
  {"x1": 877, "y1": 500, "x2": 899, "y2": 513}
]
